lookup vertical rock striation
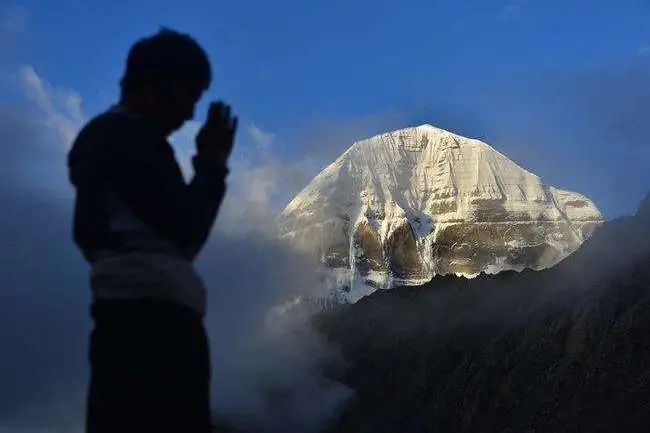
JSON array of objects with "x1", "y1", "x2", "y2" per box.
[{"x1": 279, "y1": 125, "x2": 603, "y2": 300}]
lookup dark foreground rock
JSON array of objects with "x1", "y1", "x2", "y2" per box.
[{"x1": 315, "y1": 194, "x2": 650, "y2": 433}]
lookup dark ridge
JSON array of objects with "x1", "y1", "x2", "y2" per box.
[{"x1": 315, "y1": 193, "x2": 650, "y2": 433}]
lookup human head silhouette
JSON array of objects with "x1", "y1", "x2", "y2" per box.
[{"x1": 119, "y1": 28, "x2": 212, "y2": 136}]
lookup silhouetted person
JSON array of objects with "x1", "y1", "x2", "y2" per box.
[{"x1": 67, "y1": 29, "x2": 237, "y2": 433}]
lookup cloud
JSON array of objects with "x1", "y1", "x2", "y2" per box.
[
  {"x1": 217, "y1": 153, "x2": 317, "y2": 235},
  {"x1": 191, "y1": 120, "x2": 354, "y2": 428},
  {"x1": 172, "y1": 117, "x2": 355, "y2": 429},
  {"x1": 18, "y1": 65, "x2": 85, "y2": 149},
  {"x1": 0, "y1": 65, "x2": 85, "y2": 196},
  {"x1": 169, "y1": 119, "x2": 203, "y2": 182},
  {"x1": 169, "y1": 113, "x2": 324, "y2": 237},
  {"x1": 248, "y1": 122, "x2": 275, "y2": 150},
  {"x1": 171, "y1": 120, "x2": 319, "y2": 236},
  {"x1": 1, "y1": 70, "x2": 349, "y2": 433},
  {"x1": 197, "y1": 234, "x2": 351, "y2": 432}
]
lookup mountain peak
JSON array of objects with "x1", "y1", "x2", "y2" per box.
[{"x1": 279, "y1": 125, "x2": 603, "y2": 302}]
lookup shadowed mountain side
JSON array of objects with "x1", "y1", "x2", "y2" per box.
[{"x1": 314, "y1": 193, "x2": 650, "y2": 433}]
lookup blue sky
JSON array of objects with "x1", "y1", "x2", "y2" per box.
[{"x1": 2, "y1": 0, "x2": 649, "y2": 217}]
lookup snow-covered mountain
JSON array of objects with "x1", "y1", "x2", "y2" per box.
[{"x1": 279, "y1": 124, "x2": 603, "y2": 301}]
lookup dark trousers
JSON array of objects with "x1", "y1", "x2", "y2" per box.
[{"x1": 86, "y1": 298, "x2": 212, "y2": 433}]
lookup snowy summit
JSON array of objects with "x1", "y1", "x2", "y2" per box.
[{"x1": 279, "y1": 124, "x2": 603, "y2": 301}]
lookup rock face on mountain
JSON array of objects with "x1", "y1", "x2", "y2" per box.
[
  {"x1": 279, "y1": 125, "x2": 602, "y2": 294},
  {"x1": 315, "y1": 194, "x2": 650, "y2": 433}
]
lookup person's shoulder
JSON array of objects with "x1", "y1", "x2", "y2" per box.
[
  {"x1": 70, "y1": 107, "x2": 147, "y2": 157},
  {"x1": 68, "y1": 108, "x2": 136, "y2": 168},
  {"x1": 76, "y1": 108, "x2": 137, "y2": 143}
]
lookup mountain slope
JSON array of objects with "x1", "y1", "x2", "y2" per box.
[
  {"x1": 280, "y1": 125, "x2": 602, "y2": 300},
  {"x1": 315, "y1": 194, "x2": 650, "y2": 433}
]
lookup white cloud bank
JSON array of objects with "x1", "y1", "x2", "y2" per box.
[{"x1": 18, "y1": 65, "x2": 85, "y2": 149}]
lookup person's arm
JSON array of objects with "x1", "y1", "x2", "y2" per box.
[
  {"x1": 106, "y1": 104, "x2": 236, "y2": 260},
  {"x1": 181, "y1": 101, "x2": 238, "y2": 258},
  {"x1": 182, "y1": 152, "x2": 230, "y2": 258}
]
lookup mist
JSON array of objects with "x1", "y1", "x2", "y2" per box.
[{"x1": 0, "y1": 60, "x2": 356, "y2": 432}]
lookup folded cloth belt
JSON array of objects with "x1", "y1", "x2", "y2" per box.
[{"x1": 90, "y1": 251, "x2": 206, "y2": 317}]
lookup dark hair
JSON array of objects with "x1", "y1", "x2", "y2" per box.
[{"x1": 120, "y1": 28, "x2": 212, "y2": 98}]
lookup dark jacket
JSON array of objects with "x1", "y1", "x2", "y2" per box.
[{"x1": 68, "y1": 105, "x2": 228, "y2": 264}]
